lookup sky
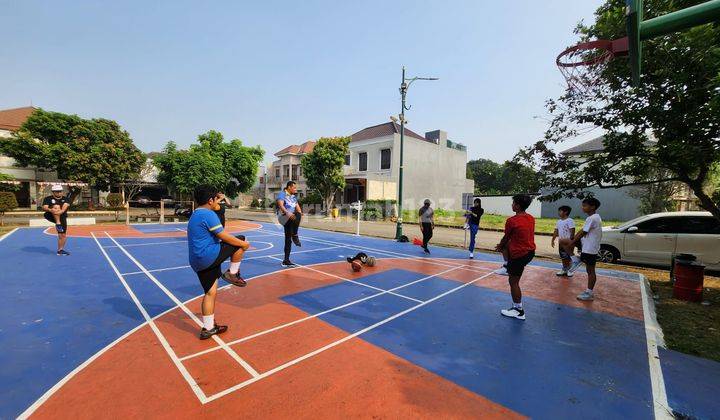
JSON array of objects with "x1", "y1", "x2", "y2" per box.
[{"x1": 1, "y1": 1, "x2": 603, "y2": 166}]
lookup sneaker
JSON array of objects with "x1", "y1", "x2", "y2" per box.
[
  {"x1": 281, "y1": 260, "x2": 297, "y2": 268},
  {"x1": 221, "y1": 270, "x2": 247, "y2": 287},
  {"x1": 577, "y1": 291, "x2": 594, "y2": 301},
  {"x1": 501, "y1": 307, "x2": 526, "y2": 320},
  {"x1": 57, "y1": 249, "x2": 70, "y2": 256},
  {"x1": 565, "y1": 270, "x2": 574, "y2": 278},
  {"x1": 556, "y1": 270, "x2": 567, "y2": 276},
  {"x1": 494, "y1": 266, "x2": 509, "y2": 276},
  {"x1": 291, "y1": 235, "x2": 301, "y2": 247},
  {"x1": 568, "y1": 256, "x2": 583, "y2": 274},
  {"x1": 199, "y1": 324, "x2": 228, "y2": 340},
  {"x1": 469, "y1": 253, "x2": 474, "y2": 259},
  {"x1": 423, "y1": 247, "x2": 430, "y2": 254},
  {"x1": 55, "y1": 224, "x2": 65, "y2": 233}
]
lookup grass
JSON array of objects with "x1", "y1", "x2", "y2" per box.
[
  {"x1": 401, "y1": 210, "x2": 623, "y2": 235},
  {"x1": 596, "y1": 263, "x2": 720, "y2": 362}
]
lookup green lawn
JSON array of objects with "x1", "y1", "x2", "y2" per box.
[{"x1": 402, "y1": 210, "x2": 622, "y2": 234}]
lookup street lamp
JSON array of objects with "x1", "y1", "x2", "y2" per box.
[{"x1": 394, "y1": 66, "x2": 438, "y2": 241}]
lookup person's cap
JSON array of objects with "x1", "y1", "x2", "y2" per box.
[{"x1": 51, "y1": 184, "x2": 63, "y2": 192}]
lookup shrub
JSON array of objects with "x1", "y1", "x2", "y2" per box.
[
  {"x1": 106, "y1": 193, "x2": 124, "y2": 221},
  {"x1": 0, "y1": 191, "x2": 18, "y2": 226},
  {"x1": 361, "y1": 206, "x2": 382, "y2": 221},
  {"x1": 250, "y1": 198, "x2": 260, "y2": 208}
]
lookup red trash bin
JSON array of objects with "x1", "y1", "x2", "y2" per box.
[{"x1": 673, "y1": 256, "x2": 704, "y2": 302}]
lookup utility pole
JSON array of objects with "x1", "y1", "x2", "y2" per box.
[{"x1": 394, "y1": 66, "x2": 438, "y2": 240}]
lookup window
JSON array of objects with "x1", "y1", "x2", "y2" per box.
[
  {"x1": 283, "y1": 165, "x2": 290, "y2": 179},
  {"x1": 380, "y1": 149, "x2": 391, "y2": 170},
  {"x1": 675, "y1": 217, "x2": 720, "y2": 234},
  {"x1": 291, "y1": 165, "x2": 298, "y2": 180},
  {"x1": 345, "y1": 154, "x2": 351, "y2": 166},
  {"x1": 359, "y1": 152, "x2": 367, "y2": 171},
  {"x1": 634, "y1": 217, "x2": 686, "y2": 234},
  {"x1": 275, "y1": 168, "x2": 280, "y2": 179}
]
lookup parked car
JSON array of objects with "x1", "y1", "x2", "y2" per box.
[{"x1": 600, "y1": 211, "x2": 720, "y2": 270}]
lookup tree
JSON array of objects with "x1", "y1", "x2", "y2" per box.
[
  {"x1": 0, "y1": 191, "x2": 18, "y2": 226},
  {"x1": 0, "y1": 109, "x2": 144, "y2": 203},
  {"x1": 515, "y1": 0, "x2": 720, "y2": 219},
  {"x1": 153, "y1": 131, "x2": 264, "y2": 198},
  {"x1": 467, "y1": 158, "x2": 540, "y2": 195},
  {"x1": 122, "y1": 158, "x2": 156, "y2": 203},
  {"x1": 301, "y1": 137, "x2": 350, "y2": 212},
  {"x1": 105, "y1": 192, "x2": 124, "y2": 221}
]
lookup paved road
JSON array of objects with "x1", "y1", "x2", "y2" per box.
[{"x1": 232, "y1": 209, "x2": 560, "y2": 259}]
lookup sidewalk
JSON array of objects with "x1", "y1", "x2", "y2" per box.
[{"x1": 233, "y1": 209, "x2": 559, "y2": 259}]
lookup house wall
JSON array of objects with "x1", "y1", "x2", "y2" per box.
[
  {"x1": 477, "y1": 195, "x2": 542, "y2": 218},
  {"x1": 539, "y1": 186, "x2": 641, "y2": 222}
]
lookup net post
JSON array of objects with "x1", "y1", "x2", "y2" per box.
[
  {"x1": 160, "y1": 200, "x2": 165, "y2": 224},
  {"x1": 125, "y1": 201, "x2": 130, "y2": 225}
]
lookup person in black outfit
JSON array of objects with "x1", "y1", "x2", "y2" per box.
[
  {"x1": 214, "y1": 192, "x2": 228, "y2": 227},
  {"x1": 42, "y1": 184, "x2": 72, "y2": 256},
  {"x1": 465, "y1": 198, "x2": 484, "y2": 259},
  {"x1": 276, "y1": 181, "x2": 302, "y2": 267},
  {"x1": 419, "y1": 199, "x2": 434, "y2": 254}
]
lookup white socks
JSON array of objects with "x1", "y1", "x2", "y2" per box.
[
  {"x1": 202, "y1": 314, "x2": 214, "y2": 330},
  {"x1": 513, "y1": 302, "x2": 523, "y2": 309},
  {"x1": 585, "y1": 288, "x2": 594, "y2": 295},
  {"x1": 229, "y1": 261, "x2": 241, "y2": 274}
]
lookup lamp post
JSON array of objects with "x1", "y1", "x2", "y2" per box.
[{"x1": 394, "y1": 66, "x2": 438, "y2": 241}]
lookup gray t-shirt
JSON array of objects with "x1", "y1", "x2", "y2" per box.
[{"x1": 419, "y1": 206, "x2": 434, "y2": 224}]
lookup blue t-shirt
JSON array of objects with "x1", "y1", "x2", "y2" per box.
[
  {"x1": 187, "y1": 208, "x2": 224, "y2": 272},
  {"x1": 277, "y1": 190, "x2": 297, "y2": 213}
]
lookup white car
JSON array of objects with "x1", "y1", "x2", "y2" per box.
[{"x1": 599, "y1": 211, "x2": 720, "y2": 270}]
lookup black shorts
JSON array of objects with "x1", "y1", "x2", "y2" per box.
[
  {"x1": 580, "y1": 252, "x2": 598, "y2": 267},
  {"x1": 195, "y1": 237, "x2": 245, "y2": 293},
  {"x1": 44, "y1": 212, "x2": 68, "y2": 233},
  {"x1": 506, "y1": 251, "x2": 535, "y2": 276}
]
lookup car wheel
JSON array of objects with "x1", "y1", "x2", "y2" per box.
[{"x1": 598, "y1": 246, "x2": 619, "y2": 263}]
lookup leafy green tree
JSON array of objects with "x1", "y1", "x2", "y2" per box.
[
  {"x1": 153, "y1": 131, "x2": 264, "y2": 198},
  {"x1": 467, "y1": 158, "x2": 539, "y2": 195},
  {"x1": 301, "y1": 137, "x2": 350, "y2": 212},
  {"x1": 0, "y1": 109, "x2": 144, "y2": 202},
  {"x1": 0, "y1": 191, "x2": 18, "y2": 225},
  {"x1": 105, "y1": 192, "x2": 124, "y2": 221},
  {"x1": 516, "y1": 0, "x2": 720, "y2": 219}
]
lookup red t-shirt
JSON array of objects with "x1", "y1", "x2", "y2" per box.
[{"x1": 505, "y1": 213, "x2": 536, "y2": 259}]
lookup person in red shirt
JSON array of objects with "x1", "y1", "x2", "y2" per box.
[{"x1": 494, "y1": 194, "x2": 536, "y2": 320}]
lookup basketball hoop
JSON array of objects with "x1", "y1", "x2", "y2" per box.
[{"x1": 556, "y1": 37, "x2": 629, "y2": 94}]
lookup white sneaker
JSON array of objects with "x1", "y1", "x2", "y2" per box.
[
  {"x1": 494, "y1": 266, "x2": 509, "y2": 276},
  {"x1": 500, "y1": 307, "x2": 525, "y2": 320},
  {"x1": 565, "y1": 270, "x2": 574, "y2": 277},
  {"x1": 556, "y1": 269, "x2": 567, "y2": 276},
  {"x1": 577, "y1": 291, "x2": 594, "y2": 301},
  {"x1": 568, "y1": 256, "x2": 583, "y2": 274},
  {"x1": 469, "y1": 253, "x2": 474, "y2": 259}
]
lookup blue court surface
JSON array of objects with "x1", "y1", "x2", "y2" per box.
[{"x1": 0, "y1": 221, "x2": 718, "y2": 419}]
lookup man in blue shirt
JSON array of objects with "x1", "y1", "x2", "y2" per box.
[
  {"x1": 276, "y1": 181, "x2": 302, "y2": 267},
  {"x1": 188, "y1": 185, "x2": 250, "y2": 340}
]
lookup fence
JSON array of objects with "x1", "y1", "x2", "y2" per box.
[{"x1": 125, "y1": 200, "x2": 195, "y2": 224}]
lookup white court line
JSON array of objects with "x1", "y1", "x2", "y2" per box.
[
  {"x1": 104, "y1": 232, "x2": 260, "y2": 378},
  {"x1": 265, "y1": 255, "x2": 422, "y2": 303},
  {"x1": 102, "y1": 233, "x2": 284, "y2": 249},
  {"x1": 179, "y1": 263, "x2": 469, "y2": 361},
  {"x1": 639, "y1": 275, "x2": 673, "y2": 419},
  {"x1": 0, "y1": 227, "x2": 19, "y2": 242},
  {"x1": 119, "y1": 244, "x2": 346, "y2": 276},
  {"x1": 204, "y1": 270, "x2": 495, "y2": 402},
  {"x1": 90, "y1": 233, "x2": 207, "y2": 402}
]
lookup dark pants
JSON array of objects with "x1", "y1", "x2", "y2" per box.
[
  {"x1": 468, "y1": 223, "x2": 479, "y2": 252},
  {"x1": 284, "y1": 211, "x2": 301, "y2": 260},
  {"x1": 421, "y1": 222, "x2": 433, "y2": 249}
]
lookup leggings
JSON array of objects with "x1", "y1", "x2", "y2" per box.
[{"x1": 284, "y1": 211, "x2": 301, "y2": 260}]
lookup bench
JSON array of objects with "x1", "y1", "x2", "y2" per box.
[{"x1": 29, "y1": 217, "x2": 96, "y2": 227}]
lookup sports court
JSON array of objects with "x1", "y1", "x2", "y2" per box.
[{"x1": 4, "y1": 220, "x2": 717, "y2": 419}]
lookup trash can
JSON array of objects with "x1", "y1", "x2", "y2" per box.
[
  {"x1": 672, "y1": 254, "x2": 704, "y2": 302},
  {"x1": 331, "y1": 207, "x2": 339, "y2": 218}
]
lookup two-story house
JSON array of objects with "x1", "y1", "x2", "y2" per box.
[
  {"x1": 265, "y1": 141, "x2": 315, "y2": 200},
  {"x1": 339, "y1": 122, "x2": 475, "y2": 211}
]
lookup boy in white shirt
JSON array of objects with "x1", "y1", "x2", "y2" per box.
[
  {"x1": 551, "y1": 205, "x2": 575, "y2": 276},
  {"x1": 560, "y1": 197, "x2": 602, "y2": 301}
]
